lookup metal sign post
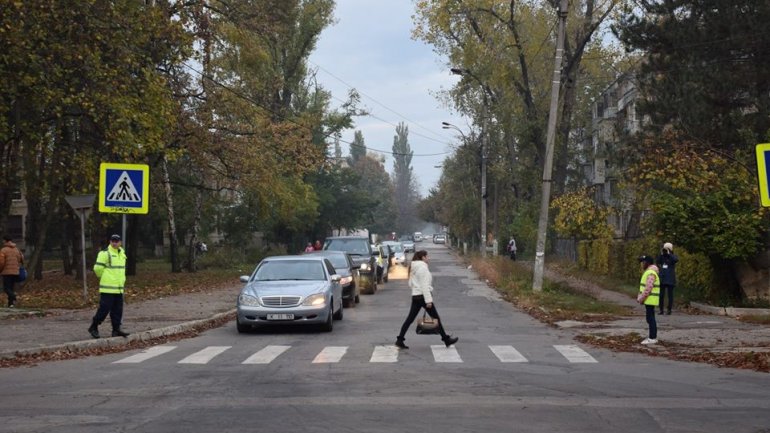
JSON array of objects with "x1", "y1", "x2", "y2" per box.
[{"x1": 65, "y1": 194, "x2": 96, "y2": 303}]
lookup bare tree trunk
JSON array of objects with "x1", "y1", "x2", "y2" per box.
[
  {"x1": 161, "y1": 156, "x2": 181, "y2": 272},
  {"x1": 186, "y1": 188, "x2": 203, "y2": 272}
]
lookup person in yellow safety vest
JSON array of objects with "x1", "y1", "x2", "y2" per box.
[
  {"x1": 636, "y1": 255, "x2": 660, "y2": 345},
  {"x1": 88, "y1": 234, "x2": 130, "y2": 339}
]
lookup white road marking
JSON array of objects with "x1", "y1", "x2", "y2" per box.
[
  {"x1": 178, "y1": 346, "x2": 231, "y2": 364},
  {"x1": 370, "y1": 345, "x2": 400, "y2": 363},
  {"x1": 113, "y1": 346, "x2": 177, "y2": 363},
  {"x1": 431, "y1": 345, "x2": 462, "y2": 363},
  {"x1": 489, "y1": 345, "x2": 529, "y2": 363},
  {"x1": 242, "y1": 345, "x2": 291, "y2": 364},
  {"x1": 554, "y1": 345, "x2": 598, "y2": 363},
  {"x1": 312, "y1": 346, "x2": 348, "y2": 363}
]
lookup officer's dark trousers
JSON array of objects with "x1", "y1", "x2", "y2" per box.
[
  {"x1": 93, "y1": 293, "x2": 124, "y2": 330},
  {"x1": 645, "y1": 305, "x2": 657, "y2": 339},
  {"x1": 397, "y1": 295, "x2": 448, "y2": 340}
]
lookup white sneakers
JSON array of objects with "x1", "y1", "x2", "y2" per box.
[{"x1": 641, "y1": 338, "x2": 658, "y2": 345}]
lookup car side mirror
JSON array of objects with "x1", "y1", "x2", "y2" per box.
[
  {"x1": 239, "y1": 275, "x2": 250, "y2": 283},
  {"x1": 331, "y1": 274, "x2": 341, "y2": 282}
]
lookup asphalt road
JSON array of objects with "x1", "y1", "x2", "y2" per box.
[{"x1": 2, "y1": 243, "x2": 770, "y2": 433}]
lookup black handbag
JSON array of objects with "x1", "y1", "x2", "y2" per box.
[{"x1": 416, "y1": 311, "x2": 440, "y2": 334}]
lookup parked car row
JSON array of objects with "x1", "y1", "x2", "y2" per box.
[{"x1": 236, "y1": 235, "x2": 412, "y2": 334}]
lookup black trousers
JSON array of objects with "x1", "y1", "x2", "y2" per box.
[
  {"x1": 2, "y1": 275, "x2": 16, "y2": 306},
  {"x1": 659, "y1": 284, "x2": 674, "y2": 313},
  {"x1": 92, "y1": 293, "x2": 124, "y2": 331},
  {"x1": 397, "y1": 295, "x2": 448, "y2": 340},
  {"x1": 645, "y1": 305, "x2": 657, "y2": 339}
]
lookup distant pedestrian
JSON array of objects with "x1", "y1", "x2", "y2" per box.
[
  {"x1": 395, "y1": 250, "x2": 458, "y2": 349},
  {"x1": 637, "y1": 255, "x2": 660, "y2": 345},
  {"x1": 88, "y1": 234, "x2": 130, "y2": 339},
  {"x1": 506, "y1": 236, "x2": 517, "y2": 261},
  {"x1": 304, "y1": 242, "x2": 315, "y2": 253},
  {"x1": 313, "y1": 240, "x2": 322, "y2": 251},
  {"x1": 0, "y1": 235, "x2": 24, "y2": 307},
  {"x1": 656, "y1": 242, "x2": 678, "y2": 315}
]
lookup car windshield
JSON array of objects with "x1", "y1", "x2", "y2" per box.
[
  {"x1": 254, "y1": 260, "x2": 326, "y2": 281},
  {"x1": 324, "y1": 239, "x2": 369, "y2": 254},
  {"x1": 324, "y1": 255, "x2": 349, "y2": 269}
]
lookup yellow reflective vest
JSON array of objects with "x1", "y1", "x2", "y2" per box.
[
  {"x1": 638, "y1": 267, "x2": 660, "y2": 306},
  {"x1": 93, "y1": 245, "x2": 127, "y2": 294}
]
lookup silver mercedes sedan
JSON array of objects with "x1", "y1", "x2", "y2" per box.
[{"x1": 236, "y1": 255, "x2": 343, "y2": 333}]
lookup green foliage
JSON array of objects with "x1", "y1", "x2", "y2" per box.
[
  {"x1": 551, "y1": 188, "x2": 614, "y2": 240},
  {"x1": 630, "y1": 135, "x2": 766, "y2": 261}
]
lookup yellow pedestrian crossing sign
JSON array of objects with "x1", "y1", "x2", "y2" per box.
[{"x1": 99, "y1": 163, "x2": 150, "y2": 214}]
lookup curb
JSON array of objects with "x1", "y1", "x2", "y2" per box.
[
  {"x1": 0, "y1": 309, "x2": 236, "y2": 360},
  {"x1": 690, "y1": 302, "x2": 770, "y2": 317}
]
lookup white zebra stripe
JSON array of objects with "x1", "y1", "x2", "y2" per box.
[
  {"x1": 178, "y1": 346, "x2": 231, "y2": 364},
  {"x1": 554, "y1": 345, "x2": 598, "y2": 363},
  {"x1": 242, "y1": 345, "x2": 291, "y2": 364},
  {"x1": 312, "y1": 346, "x2": 348, "y2": 363},
  {"x1": 431, "y1": 345, "x2": 462, "y2": 363},
  {"x1": 370, "y1": 345, "x2": 400, "y2": 363},
  {"x1": 113, "y1": 346, "x2": 177, "y2": 364},
  {"x1": 489, "y1": 345, "x2": 529, "y2": 363}
]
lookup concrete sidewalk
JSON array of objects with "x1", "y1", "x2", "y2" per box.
[
  {"x1": 0, "y1": 285, "x2": 240, "y2": 360},
  {"x1": 544, "y1": 267, "x2": 770, "y2": 352}
]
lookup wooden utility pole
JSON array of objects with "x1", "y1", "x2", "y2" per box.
[{"x1": 533, "y1": 0, "x2": 568, "y2": 291}]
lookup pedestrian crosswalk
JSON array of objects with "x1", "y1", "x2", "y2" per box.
[{"x1": 112, "y1": 344, "x2": 599, "y2": 365}]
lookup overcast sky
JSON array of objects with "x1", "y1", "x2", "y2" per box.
[{"x1": 308, "y1": 0, "x2": 467, "y2": 197}]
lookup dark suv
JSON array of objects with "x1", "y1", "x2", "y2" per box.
[{"x1": 323, "y1": 236, "x2": 378, "y2": 294}]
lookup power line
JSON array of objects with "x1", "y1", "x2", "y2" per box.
[
  {"x1": 309, "y1": 60, "x2": 456, "y2": 144},
  {"x1": 181, "y1": 62, "x2": 454, "y2": 158}
]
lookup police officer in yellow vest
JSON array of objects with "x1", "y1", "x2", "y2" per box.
[
  {"x1": 88, "y1": 234, "x2": 130, "y2": 339},
  {"x1": 636, "y1": 255, "x2": 660, "y2": 345}
]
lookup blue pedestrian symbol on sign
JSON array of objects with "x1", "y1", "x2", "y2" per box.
[{"x1": 99, "y1": 163, "x2": 150, "y2": 214}]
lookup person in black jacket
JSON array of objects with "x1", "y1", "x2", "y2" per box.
[{"x1": 656, "y1": 242, "x2": 679, "y2": 315}]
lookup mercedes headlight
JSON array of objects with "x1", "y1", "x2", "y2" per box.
[
  {"x1": 340, "y1": 276, "x2": 353, "y2": 285},
  {"x1": 238, "y1": 294, "x2": 260, "y2": 306},
  {"x1": 302, "y1": 293, "x2": 327, "y2": 307}
]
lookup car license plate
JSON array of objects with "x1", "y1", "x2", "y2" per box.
[{"x1": 267, "y1": 313, "x2": 294, "y2": 321}]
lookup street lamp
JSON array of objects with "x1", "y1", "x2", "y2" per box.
[{"x1": 443, "y1": 121, "x2": 487, "y2": 257}]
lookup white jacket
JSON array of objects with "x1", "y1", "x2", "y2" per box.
[{"x1": 408, "y1": 260, "x2": 434, "y2": 303}]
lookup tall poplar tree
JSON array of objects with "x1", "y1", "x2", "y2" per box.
[{"x1": 392, "y1": 122, "x2": 415, "y2": 234}]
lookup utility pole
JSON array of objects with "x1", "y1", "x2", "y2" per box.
[
  {"x1": 480, "y1": 126, "x2": 487, "y2": 257},
  {"x1": 533, "y1": 0, "x2": 568, "y2": 291}
]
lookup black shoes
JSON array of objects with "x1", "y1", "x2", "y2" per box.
[
  {"x1": 395, "y1": 337, "x2": 409, "y2": 349},
  {"x1": 443, "y1": 336, "x2": 459, "y2": 347},
  {"x1": 88, "y1": 326, "x2": 100, "y2": 339},
  {"x1": 112, "y1": 329, "x2": 130, "y2": 338}
]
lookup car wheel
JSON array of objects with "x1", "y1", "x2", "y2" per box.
[
  {"x1": 321, "y1": 304, "x2": 333, "y2": 332},
  {"x1": 343, "y1": 298, "x2": 352, "y2": 308},
  {"x1": 236, "y1": 318, "x2": 250, "y2": 334},
  {"x1": 384, "y1": 273, "x2": 389, "y2": 283},
  {"x1": 333, "y1": 300, "x2": 343, "y2": 320},
  {"x1": 355, "y1": 294, "x2": 360, "y2": 304}
]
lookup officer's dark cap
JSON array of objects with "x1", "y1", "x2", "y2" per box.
[{"x1": 110, "y1": 234, "x2": 121, "y2": 241}]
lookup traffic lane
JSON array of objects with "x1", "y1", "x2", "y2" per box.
[{"x1": 3, "y1": 242, "x2": 770, "y2": 432}]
